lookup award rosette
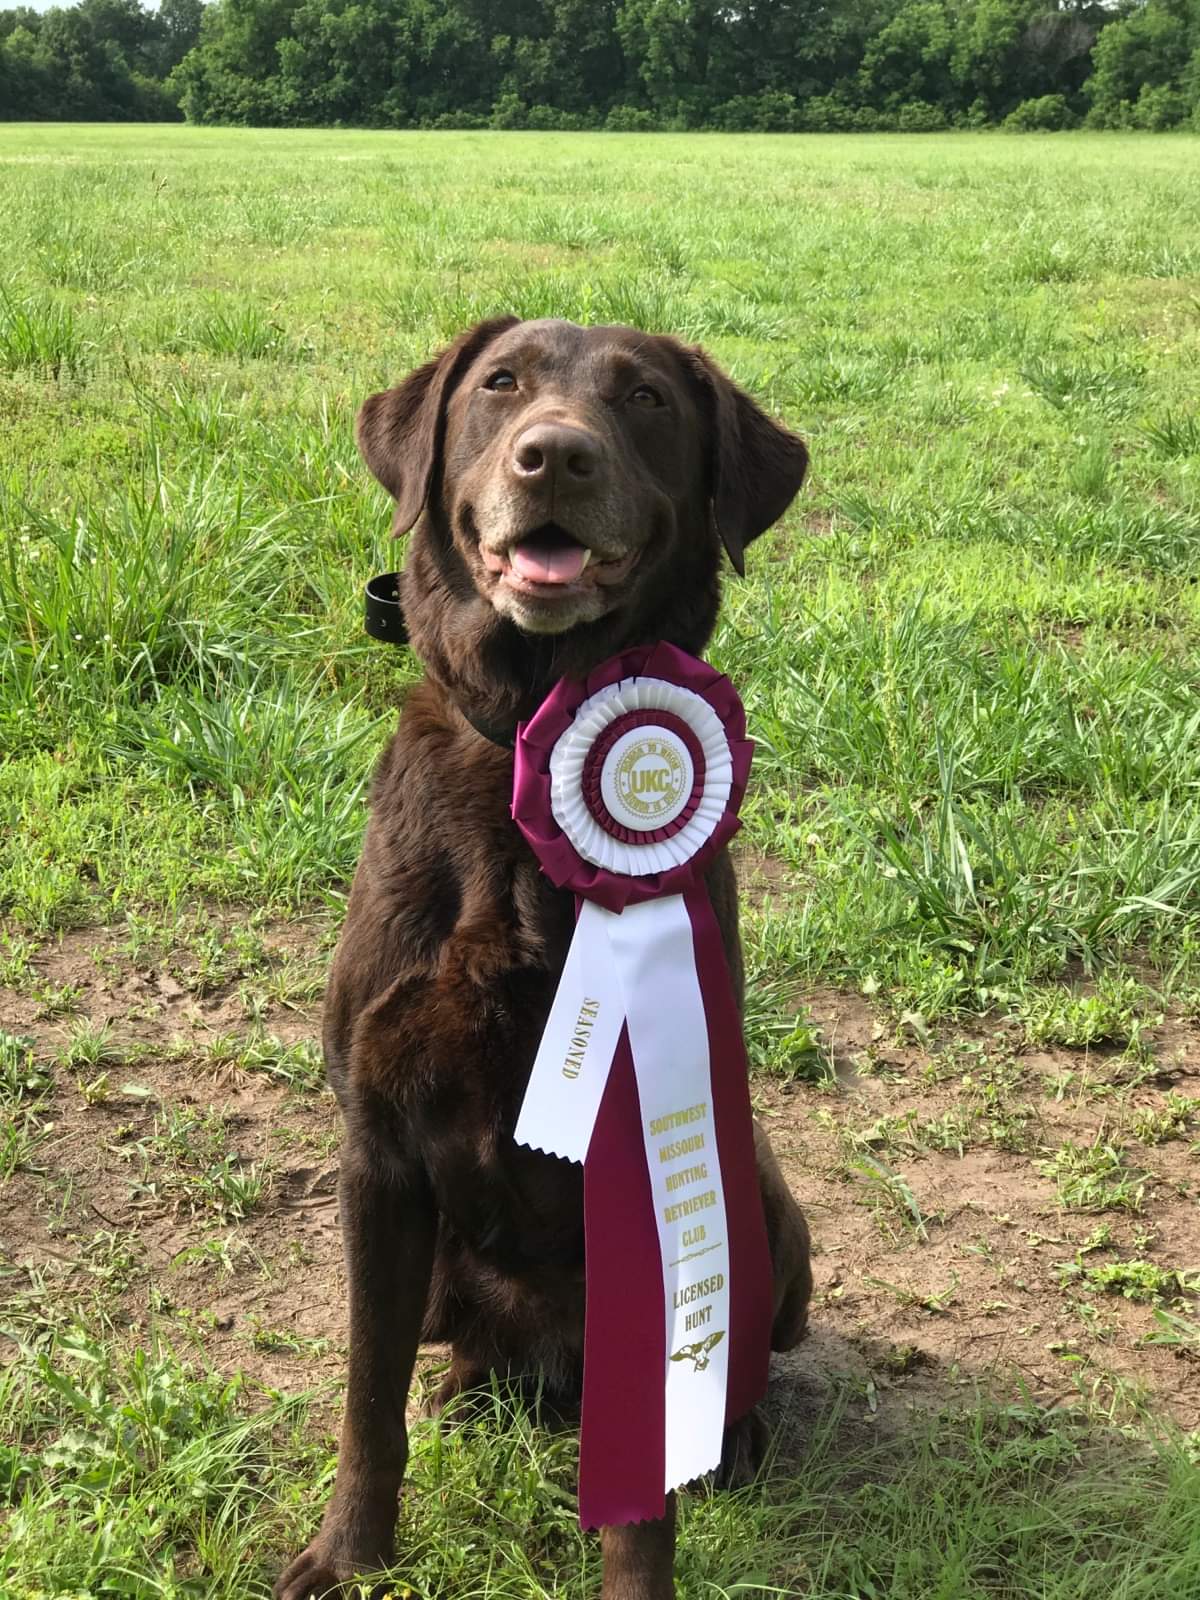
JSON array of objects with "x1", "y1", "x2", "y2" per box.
[{"x1": 512, "y1": 641, "x2": 773, "y2": 1530}]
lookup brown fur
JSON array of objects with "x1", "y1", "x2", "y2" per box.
[{"x1": 276, "y1": 319, "x2": 813, "y2": 1600}]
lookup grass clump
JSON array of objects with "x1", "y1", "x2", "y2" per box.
[
  {"x1": 1131, "y1": 1093, "x2": 1200, "y2": 1145},
  {"x1": 56, "y1": 1017, "x2": 128, "y2": 1073},
  {"x1": 841, "y1": 1144, "x2": 930, "y2": 1240},
  {"x1": 1041, "y1": 1138, "x2": 1151, "y2": 1214},
  {"x1": 197, "y1": 1029, "x2": 325, "y2": 1092},
  {"x1": 1061, "y1": 1259, "x2": 1199, "y2": 1305},
  {"x1": 744, "y1": 974, "x2": 833, "y2": 1083},
  {"x1": 1140, "y1": 411, "x2": 1200, "y2": 460},
  {"x1": 0, "y1": 1038, "x2": 52, "y2": 1182},
  {"x1": 1147, "y1": 1310, "x2": 1200, "y2": 1355},
  {"x1": 1022, "y1": 975, "x2": 1160, "y2": 1049},
  {"x1": 117, "y1": 1105, "x2": 268, "y2": 1221},
  {"x1": 191, "y1": 303, "x2": 287, "y2": 360},
  {"x1": 0, "y1": 1030, "x2": 49, "y2": 1104},
  {"x1": 0, "y1": 286, "x2": 82, "y2": 375}
]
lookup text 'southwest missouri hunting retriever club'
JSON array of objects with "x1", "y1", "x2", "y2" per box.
[{"x1": 277, "y1": 316, "x2": 814, "y2": 1600}]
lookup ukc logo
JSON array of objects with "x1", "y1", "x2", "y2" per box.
[
  {"x1": 595, "y1": 719, "x2": 698, "y2": 836},
  {"x1": 614, "y1": 736, "x2": 686, "y2": 821}
]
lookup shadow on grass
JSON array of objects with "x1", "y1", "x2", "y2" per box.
[
  {"x1": 1, "y1": 1297, "x2": 1198, "y2": 1597},
  {"x1": 384, "y1": 1334, "x2": 1200, "y2": 1599}
]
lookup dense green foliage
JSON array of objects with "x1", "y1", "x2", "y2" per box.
[
  {"x1": 0, "y1": 0, "x2": 200, "y2": 118},
  {"x1": 2, "y1": 0, "x2": 1200, "y2": 128}
]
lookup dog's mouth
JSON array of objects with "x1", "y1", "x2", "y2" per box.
[
  {"x1": 481, "y1": 523, "x2": 639, "y2": 599},
  {"x1": 510, "y1": 524, "x2": 592, "y2": 586}
]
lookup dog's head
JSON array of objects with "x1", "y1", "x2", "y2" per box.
[{"x1": 357, "y1": 318, "x2": 807, "y2": 700}]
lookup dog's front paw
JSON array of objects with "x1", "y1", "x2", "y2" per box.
[
  {"x1": 275, "y1": 1541, "x2": 349, "y2": 1600},
  {"x1": 274, "y1": 1535, "x2": 399, "y2": 1600}
]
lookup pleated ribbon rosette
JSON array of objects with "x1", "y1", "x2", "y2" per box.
[{"x1": 512, "y1": 641, "x2": 773, "y2": 1530}]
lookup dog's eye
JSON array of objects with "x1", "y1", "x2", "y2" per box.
[
  {"x1": 629, "y1": 384, "x2": 664, "y2": 409},
  {"x1": 484, "y1": 370, "x2": 518, "y2": 392}
]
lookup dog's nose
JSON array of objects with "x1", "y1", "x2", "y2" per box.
[{"x1": 512, "y1": 422, "x2": 603, "y2": 487}]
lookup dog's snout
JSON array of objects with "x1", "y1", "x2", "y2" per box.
[{"x1": 512, "y1": 422, "x2": 603, "y2": 487}]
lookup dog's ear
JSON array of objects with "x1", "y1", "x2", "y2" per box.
[
  {"x1": 685, "y1": 348, "x2": 808, "y2": 576},
  {"x1": 356, "y1": 316, "x2": 520, "y2": 533}
]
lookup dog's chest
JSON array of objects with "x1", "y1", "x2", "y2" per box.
[
  {"x1": 425, "y1": 1113, "x2": 586, "y2": 1271},
  {"x1": 371, "y1": 870, "x2": 582, "y2": 1267}
]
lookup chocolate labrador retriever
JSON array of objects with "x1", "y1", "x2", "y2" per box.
[{"x1": 276, "y1": 317, "x2": 813, "y2": 1600}]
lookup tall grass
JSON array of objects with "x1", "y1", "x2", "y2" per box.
[
  {"x1": 0, "y1": 287, "x2": 81, "y2": 374},
  {"x1": 0, "y1": 125, "x2": 1198, "y2": 970}
]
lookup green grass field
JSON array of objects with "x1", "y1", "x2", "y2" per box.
[{"x1": 2, "y1": 125, "x2": 1200, "y2": 1597}]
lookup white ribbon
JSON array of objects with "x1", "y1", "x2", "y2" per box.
[
  {"x1": 514, "y1": 898, "x2": 626, "y2": 1166},
  {"x1": 516, "y1": 894, "x2": 731, "y2": 1492}
]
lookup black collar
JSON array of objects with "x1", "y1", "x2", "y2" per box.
[{"x1": 364, "y1": 573, "x2": 518, "y2": 751}]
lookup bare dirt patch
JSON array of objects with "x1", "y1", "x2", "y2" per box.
[
  {"x1": 1, "y1": 919, "x2": 346, "y2": 1399},
  {"x1": 3, "y1": 918, "x2": 1199, "y2": 1448},
  {"x1": 765, "y1": 985, "x2": 1200, "y2": 1434}
]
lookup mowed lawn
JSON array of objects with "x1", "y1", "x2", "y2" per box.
[{"x1": 2, "y1": 125, "x2": 1200, "y2": 1597}]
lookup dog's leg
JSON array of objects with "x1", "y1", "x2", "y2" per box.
[
  {"x1": 423, "y1": 1347, "x2": 493, "y2": 1417},
  {"x1": 715, "y1": 1404, "x2": 770, "y2": 1489},
  {"x1": 275, "y1": 1148, "x2": 435, "y2": 1600},
  {"x1": 600, "y1": 1496, "x2": 677, "y2": 1600},
  {"x1": 754, "y1": 1119, "x2": 813, "y2": 1350}
]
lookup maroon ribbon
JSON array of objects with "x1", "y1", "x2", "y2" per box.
[
  {"x1": 577, "y1": 882, "x2": 772, "y2": 1529},
  {"x1": 685, "y1": 885, "x2": 773, "y2": 1429},
  {"x1": 581, "y1": 1028, "x2": 665, "y2": 1527}
]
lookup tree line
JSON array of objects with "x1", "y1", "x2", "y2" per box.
[{"x1": 2, "y1": 0, "x2": 1199, "y2": 131}]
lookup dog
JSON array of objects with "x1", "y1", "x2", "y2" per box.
[{"x1": 276, "y1": 317, "x2": 813, "y2": 1600}]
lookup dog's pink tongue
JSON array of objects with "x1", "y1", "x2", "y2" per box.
[{"x1": 511, "y1": 540, "x2": 588, "y2": 585}]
